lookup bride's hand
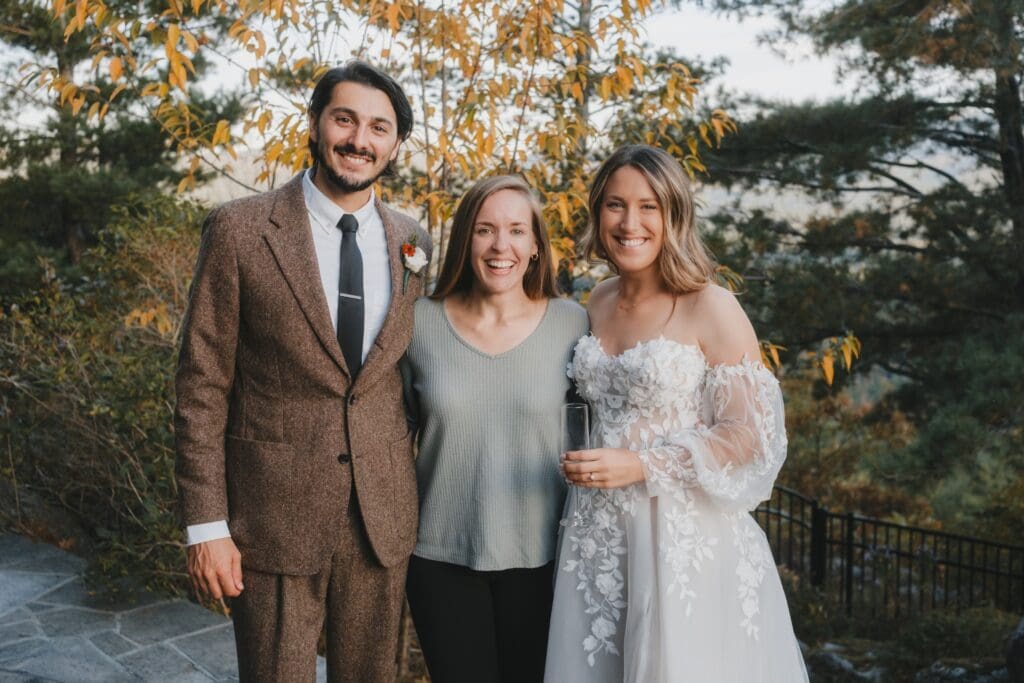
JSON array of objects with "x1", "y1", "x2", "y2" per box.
[{"x1": 561, "y1": 448, "x2": 645, "y2": 488}]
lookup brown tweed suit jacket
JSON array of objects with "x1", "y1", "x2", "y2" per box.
[{"x1": 174, "y1": 173, "x2": 431, "y2": 574}]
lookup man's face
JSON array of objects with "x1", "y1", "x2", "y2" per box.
[{"x1": 308, "y1": 80, "x2": 402, "y2": 194}]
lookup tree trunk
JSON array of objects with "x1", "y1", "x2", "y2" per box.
[
  {"x1": 574, "y1": 0, "x2": 592, "y2": 161},
  {"x1": 56, "y1": 47, "x2": 84, "y2": 263},
  {"x1": 991, "y1": 6, "x2": 1024, "y2": 304}
]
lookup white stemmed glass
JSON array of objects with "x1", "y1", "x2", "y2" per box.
[
  {"x1": 560, "y1": 402, "x2": 589, "y2": 528},
  {"x1": 561, "y1": 402, "x2": 590, "y2": 453}
]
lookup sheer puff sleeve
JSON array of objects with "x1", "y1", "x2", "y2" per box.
[{"x1": 637, "y1": 357, "x2": 787, "y2": 512}]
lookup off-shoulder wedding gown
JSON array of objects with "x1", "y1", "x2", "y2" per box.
[{"x1": 544, "y1": 335, "x2": 808, "y2": 682}]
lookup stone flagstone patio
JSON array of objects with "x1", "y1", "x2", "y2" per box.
[{"x1": 0, "y1": 534, "x2": 327, "y2": 682}]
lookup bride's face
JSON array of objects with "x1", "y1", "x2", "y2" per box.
[{"x1": 598, "y1": 166, "x2": 664, "y2": 276}]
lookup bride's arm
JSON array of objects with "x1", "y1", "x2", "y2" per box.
[
  {"x1": 637, "y1": 285, "x2": 786, "y2": 511},
  {"x1": 636, "y1": 356, "x2": 787, "y2": 511}
]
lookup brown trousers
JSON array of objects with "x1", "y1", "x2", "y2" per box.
[{"x1": 230, "y1": 477, "x2": 408, "y2": 683}]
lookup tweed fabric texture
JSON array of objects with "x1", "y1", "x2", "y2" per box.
[
  {"x1": 231, "y1": 477, "x2": 407, "y2": 683},
  {"x1": 174, "y1": 172, "x2": 432, "y2": 575}
]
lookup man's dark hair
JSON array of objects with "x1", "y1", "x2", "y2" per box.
[{"x1": 307, "y1": 60, "x2": 414, "y2": 152}]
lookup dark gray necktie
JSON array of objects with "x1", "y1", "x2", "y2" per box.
[{"x1": 337, "y1": 214, "x2": 364, "y2": 376}]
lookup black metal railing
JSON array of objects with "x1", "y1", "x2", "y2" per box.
[{"x1": 754, "y1": 486, "x2": 1024, "y2": 616}]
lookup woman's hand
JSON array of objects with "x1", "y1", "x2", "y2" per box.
[{"x1": 561, "y1": 448, "x2": 645, "y2": 489}]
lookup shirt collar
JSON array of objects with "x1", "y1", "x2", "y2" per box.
[{"x1": 303, "y1": 168, "x2": 377, "y2": 234}]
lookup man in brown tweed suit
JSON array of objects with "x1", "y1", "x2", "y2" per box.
[{"x1": 174, "y1": 61, "x2": 430, "y2": 682}]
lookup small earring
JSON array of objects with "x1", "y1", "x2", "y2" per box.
[{"x1": 530, "y1": 252, "x2": 539, "y2": 261}]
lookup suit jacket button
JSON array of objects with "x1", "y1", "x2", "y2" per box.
[{"x1": 337, "y1": 452, "x2": 351, "y2": 464}]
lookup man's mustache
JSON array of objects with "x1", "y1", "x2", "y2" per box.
[{"x1": 332, "y1": 144, "x2": 376, "y2": 162}]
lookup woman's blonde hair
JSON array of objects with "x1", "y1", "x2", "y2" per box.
[
  {"x1": 579, "y1": 144, "x2": 716, "y2": 293},
  {"x1": 431, "y1": 175, "x2": 559, "y2": 300}
]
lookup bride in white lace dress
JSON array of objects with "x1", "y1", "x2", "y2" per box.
[{"x1": 546, "y1": 145, "x2": 808, "y2": 682}]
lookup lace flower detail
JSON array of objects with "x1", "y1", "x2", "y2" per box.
[
  {"x1": 662, "y1": 499, "x2": 717, "y2": 614},
  {"x1": 561, "y1": 490, "x2": 628, "y2": 666},
  {"x1": 732, "y1": 514, "x2": 769, "y2": 639}
]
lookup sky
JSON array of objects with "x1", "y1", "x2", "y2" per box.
[
  {"x1": 645, "y1": 5, "x2": 850, "y2": 104},
  {"x1": 641, "y1": 5, "x2": 854, "y2": 217}
]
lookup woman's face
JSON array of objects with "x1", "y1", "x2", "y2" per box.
[
  {"x1": 469, "y1": 189, "x2": 539, "y2": 296},
  {"x1": 598, "y1": 165, "x2": 665, "y2": 277}
]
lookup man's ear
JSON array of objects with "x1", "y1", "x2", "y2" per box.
[
  {"x1": 389, "y1": 140, "x2": 401, "y2": 162},
  {"x1": 308, "y1": 114, "x2": 318, "y2": 143}
]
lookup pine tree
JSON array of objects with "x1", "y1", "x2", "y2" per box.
[
  {"x1": 694, "y1": 0, "x2": 1024, "y2": 535},
  {"x1": 0, "y1": 0, "x2": 240, "y2": 287}
]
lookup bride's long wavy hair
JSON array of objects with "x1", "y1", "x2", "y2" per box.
[{"x1": 579, "y1": 144, "x2": 717, "y2": 294}]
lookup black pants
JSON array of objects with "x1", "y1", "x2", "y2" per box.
[{"x1": 405, "y1": 555, "x2": 555, "y2": 683}]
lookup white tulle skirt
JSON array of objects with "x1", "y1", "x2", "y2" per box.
[{"x1": 544, "y1": 487, "x2": 809, "y2": 683}]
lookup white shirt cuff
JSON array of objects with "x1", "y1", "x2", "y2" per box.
[{"x1": 186, "y1": 520, "x2": 231, "y2": 546}]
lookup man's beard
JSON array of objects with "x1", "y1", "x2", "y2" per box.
[{"x1": 312, "y1": 136, "x2": 387, "y2": 194}]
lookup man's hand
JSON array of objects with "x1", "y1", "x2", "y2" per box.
[
  {"x1": 188, "y1": 537, "x2": 244, "y2": 602},
  {"x1": 561, "y1": 447, "x2": 645, "y2": 489}
]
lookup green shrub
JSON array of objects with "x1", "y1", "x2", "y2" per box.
[
  {"x1": 781, "y1": 568, "x2": 1017, "y2": 677},
  {"x1": 779, "y1": 567, "x2": 844, "y2": 644},
  {"x1": 0, "y1": 196, "x2": 203, "y2": 597},
  {"x1": 0, "y1": 238, "x2": 76, "y2": 300},
  {"x1": 877, "y1": 606, "x2": 1018, "y2": 677}
]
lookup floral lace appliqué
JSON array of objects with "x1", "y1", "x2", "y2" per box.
[
  {"x1": 662, "y1": 498, "x2": 717, "y2": 613},
  {"x1": 561, "y1": 490, "x2": 628, "y2": 666},
  {"x1": 732, "y1": 514, "x2": 770, "y2": 640}
]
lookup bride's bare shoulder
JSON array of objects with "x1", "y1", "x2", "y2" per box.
[
  {"x1": 691, "y1": 284, "x2": 760, "y2": 365},
  {"x1": 586, "y1": 276, "x2": 619, "y2": 311}
]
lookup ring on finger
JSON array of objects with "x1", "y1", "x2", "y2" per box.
[{"x1": 589, "y1": 472, "x2": 595, "y2": 481}]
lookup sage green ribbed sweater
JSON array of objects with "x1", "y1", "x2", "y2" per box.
[{"x1": 405, "y1": 296, "x2": 589, "y2": 570}]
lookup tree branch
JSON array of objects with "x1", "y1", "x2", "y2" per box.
[{"x1": 713, "y1": 166, "x2": 925, "y2": 198}]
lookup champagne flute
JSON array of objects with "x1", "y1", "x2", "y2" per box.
[
  {"x1": 560, "y1": 403, "x2": 589, "y2": 528},
  {"x1": 561, "y1": 402, "x2": 590, "y2": 453}
]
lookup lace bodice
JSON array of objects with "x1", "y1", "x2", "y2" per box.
[
  {"x1": 569, "y1": 334, "x2": 787, "y2": 511},
  {"x1": 572, "y1": 335, "x2": 706, "y2": 452}
]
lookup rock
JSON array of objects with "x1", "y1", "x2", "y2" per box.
[
  {"x1": 117, "y1": 643, "x2": 211, "y2": 682},
  {"x1": 915, "y1": 662, "x2": 971, "y2": 681},
  {"x1": 3, "y1": 635, "x2": 135, "y2": 683},
  {"x1": 171, "y1": 623, "x2": 238, "y2": 680},
  {"x1": 36, "y1": 607, "x2": 116, "y2": 638},
  {"x1": 89, "y1": 630, "x2": 138, "y2": 658},
  {"x1": 0, "y1": 571, "x2": 71, "y2": 615},
  {"x1": 915, "y1": 661, "x2": 1011, "y2": 682},
  {"x1": 1008, "y1": 618, "x2": 1024, "y2": 683},
  {"x1": 0, "y1": 536, "x2": 85, "y2": 574},
  {"x1": 118, "y1": 600, "x2": 227, "y2": 646},
  {"x1": 806, "y1": 648, "x2": 880, "y2": 682}
]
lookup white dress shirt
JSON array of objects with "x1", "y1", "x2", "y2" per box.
[
  {"x1": 186, "y1": 170, "x2": 393, "y2": 546},
  {"x1": 302, "y1": 169, "x2": 392, "y2": 359}
]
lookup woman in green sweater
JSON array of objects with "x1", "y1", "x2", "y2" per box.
[{"x1": 403, "y1": 175, "x2": 588, "y2": 683}]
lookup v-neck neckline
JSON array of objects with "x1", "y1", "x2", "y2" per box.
[{"x1": 440, "y1": 298, "x2": 552, "y2": 359}]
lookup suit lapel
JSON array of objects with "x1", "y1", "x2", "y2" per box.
[
  {"x1": 355, "y1": 199, "x2": 408, "y2": 390},
  {"x1": 263, "y1": 173, "x2": 350, "y2": 377}
]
